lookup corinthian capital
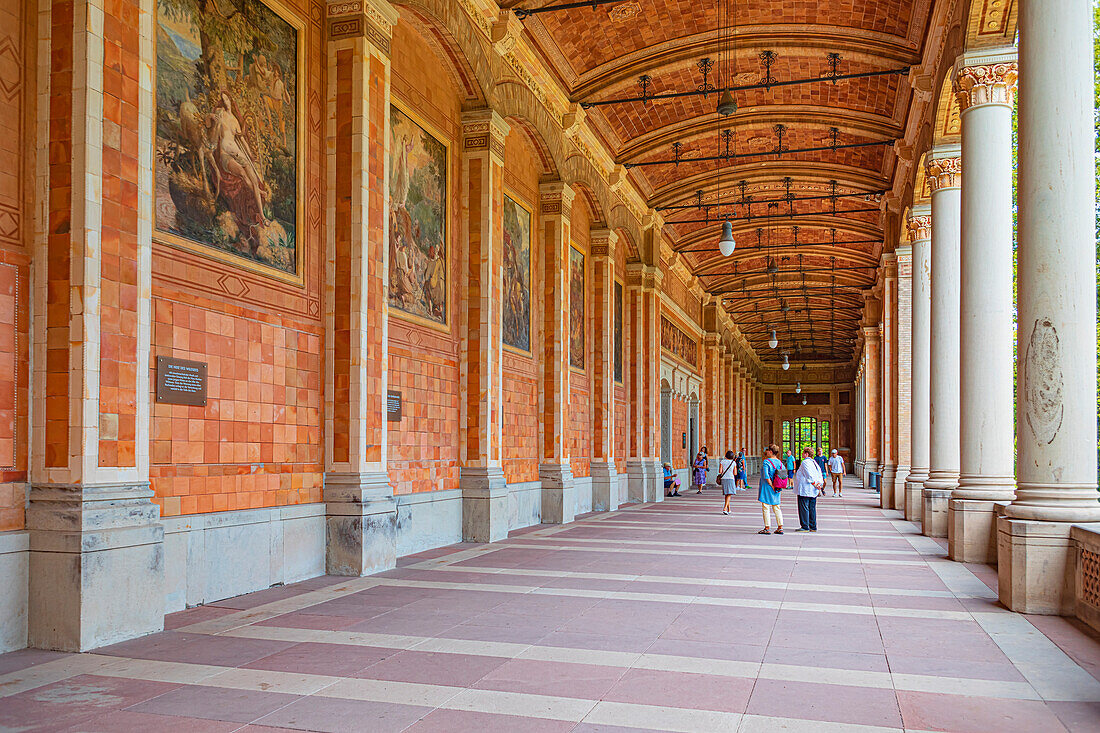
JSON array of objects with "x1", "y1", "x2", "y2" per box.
[
  {"x1": 906, "y1": 214, "x2": 932, "y2": 241},
  {"x1": 954, "y1": 62, "x2": 1018, "y2": 111},
  {"x1": 925, "y1": 155, "x2": 962, "y2": 192}
]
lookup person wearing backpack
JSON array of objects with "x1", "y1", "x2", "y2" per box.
[
  {"x1": 758, "y1": 444, "x2": 786, "y2": 534},
  {"x1": 718, "y1": 450, "x2": 738, "y2": 515}
]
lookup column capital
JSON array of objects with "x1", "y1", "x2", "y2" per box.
[
  {"x1": 954, "y1": 46, "x2": 1018, "y2": 112},
  {"x1": 862, "y1": 324, "x2": 882, "y2": 343},
  {"x1": 703, "y1": 331, "x2": 721, "y2": 347},
  {"x1": 327, "y1": 0, "x2": 399, "y2": 48},
  {"x1": 589, "y1": 226, "x2": 618, "y2": 260},
  {"x1": 906, "y1": 211, "x2": 932, "y2": 242},
  {"x1": 881, "y1": 251, "x2": 898, "y2": 278},
  {"x1": 540, "y1": 181, "x2": 576, "y2": 216},
  {"x1": 461, "y1": 109, "x2": 510, "y2": 161},
  {"x1": 624, "y1": 262, "x2": 661, "y2": 290},
  {"x1": 925, "y1": 146, "x2": 962, "y2": 192}
]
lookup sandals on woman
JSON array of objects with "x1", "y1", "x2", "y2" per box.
[{"x1": 758, "y1": 528, "x2": 771, "y2": 535}]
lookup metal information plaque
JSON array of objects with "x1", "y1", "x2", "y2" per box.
[
  {"x1": 387, "y1": 390, "x2": 402, "y2": 422},
  {"x1": 155, "y1": 356, "x2": 208, "y2": 406}
]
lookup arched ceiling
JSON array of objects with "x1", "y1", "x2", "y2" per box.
[{"x1": 508, "y1": 0, "x2": 944, "y2": 365}]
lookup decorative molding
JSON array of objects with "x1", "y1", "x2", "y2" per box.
[
  {"x1": 539, "y1": 181, "x2": 575, "y2": 216},
  {"x1": 925, "y1": 155, "x2": 962, "y2": 192},
  {"x1": 461, "y1": 109, "x2": 510, "y2": 160},
  {"x1": 906, "y1": 214, "x2": 932, "y2": 242}
]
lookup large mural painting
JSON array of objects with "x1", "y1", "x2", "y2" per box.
[
  {"x1": 502, "y1": 194, "x2": 531, "y2": 352},
  {"x1": 389, "y1": 104, "x2": 448, "y2": 328},
  {"x1": 155, "y1": 0, "x2": 302, "y2": 281},
  {"x1": 569, "y1": 245, "x2": 585, "y2": 370}
]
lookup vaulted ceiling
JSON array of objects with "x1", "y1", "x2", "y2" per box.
[{"x1": 509, "y1": 0, "x2": 940, "y2": 364}]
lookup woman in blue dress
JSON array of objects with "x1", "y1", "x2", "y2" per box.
[
  {"x1": 691, "y1": 447, "x2": 709, "y2": 494},
  {"x1": 758, "y1": 444, "x2": 785, "y2": 534}
]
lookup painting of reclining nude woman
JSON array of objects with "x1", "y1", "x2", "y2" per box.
[
  {"x1": 389, "y1": 104, "x2": 448, "y2": 328},
  {"x1": 155, "y1": 0, "x2": 302, "y2": 282}
]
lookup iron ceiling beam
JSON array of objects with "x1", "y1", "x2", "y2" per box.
[
  {"x1": 626, "y1": 138, "x2": 894, "y2": 169},
  {"x1": 513, "y1": 0, "x2": 621, "y2": 19},
  {"x1": 657, "y1": 189, "x2": 887, "y2": 212},
  {"x1": 579, "y1": 66, "x2": 910, "y2": 108},
  {"x1": 670, "y1": 206, "x2": 880, "y2": 225}
]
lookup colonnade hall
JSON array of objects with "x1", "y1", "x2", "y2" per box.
[{"x1": 2, "y1": 0, "x2": 1100, "y2": 729}]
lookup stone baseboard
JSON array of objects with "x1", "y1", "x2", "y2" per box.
[{"x1": 0, "y1": 530, "x2": 28, "y2": 653}]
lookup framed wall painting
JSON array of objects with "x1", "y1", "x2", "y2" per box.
[
  {"x1": 388, "y1": 101, "x2": 450, "y2": 331},
  {"x1": 614, "y1": 279, "x2": 623, "y2": 383},
  {"x1": 155, "y1": 0, "x2": 305, "y2": 285},
  {"x1": 502, "y1": 192, "x2": 532, "y2": 353},
  {"x1": 569, "y1": 245, "x2": 585, "y2": 371}
]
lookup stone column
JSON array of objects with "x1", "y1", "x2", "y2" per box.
[
  {"x1": 323, "y1": 1, "x2": 400, "y2": 574},
  {"x1": 904, "y1": 208, "x2": 932, "y2": 521},
  {"x1": 590, "y1": 227, "x2": 619, "y2": 512},
  {"x1": 456, "y1": 110, "x2": 510, "y2": 540},
  {"x1": 728, "y1": 364, "x2": 739, "y2": 451},
  {"x1": 894, "y1": 242, "x2": 913, "y2": 512},
  {"x1": 922, "y1": 147, "x2": 962, "y2": 537},
  {"x1": 540, "y1": 182, "x2": 576, "y2": 522},
  {"x1": 999, "y1": 0, "x2": 1100, "y2": 614},
  {"x1": 28, "y1": 0, "x2": 163, "y2": 650},
  {"x1": 949, "y1": 50, "x2": 1019, "y2": 563},
  {"x1": 861, "y1": 325, "x2": 882, "y2": 485},
  {"x1": 879, "y1": 255, "x2": 898, "y2": 510}
]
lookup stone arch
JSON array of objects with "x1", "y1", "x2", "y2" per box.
[
  {"x1": 393, "y1": 3, "x2": 491, "y2": 106},
  {"x1": 500, "y1": 109, "x2": 558, "y2": 177}
]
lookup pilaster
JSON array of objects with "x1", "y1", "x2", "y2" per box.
[
  {"x1": 625, "y1": 261, "x2": 662, "y2": 503},
  {"x1": 323, "y1": 0, "x2": 399, "y2": 573},
  {"x1": 590, "y1": 227, "x2": 619, "y2": 511},
  {"x1": 29, "y1": 0, "x2": 162, "y2": 650},
  {"x1": 540, "y1": 181, "x2": 576, "y2": 521}
]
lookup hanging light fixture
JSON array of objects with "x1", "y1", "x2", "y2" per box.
[
  {"x1": 719, "y1": 219, "x2": 736, "y2": 256},
  {"x1": 716, "y1": 0, "x2": 737, "y2": 116},
  {"x1": 768, "y1": 329, "x2": 778, "y2": 349},
  {"x1": 795, "y1": 381, "x2": 801, "y2": 393},
  {"x1": 782, "y1": 354, "x2": 790, "y2": 371},
  {"x1": 802, "y1": 395, "x2": 807, "y2": 405}
]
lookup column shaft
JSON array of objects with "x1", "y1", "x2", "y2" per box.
[
  {"x1": 905, "y1": 211, "x2": 932, "y2": 521},
  {"x1": 880, "y1": 257, "x2": 898, "y2": 510},
  {"x1": 922, "y1": 148, "x2": 962, "y2": 537},
  {"x1": 1000, "y1": 0, "x2": 1100, "y2": 613},
  {"x1": 950, "y1": 52, "x2": 1018, "y2": 562},
  {"x1": 590, "y1": 228, "x2": 619, "y2": 511},
  {"x1": 894, "y1": 244, "x2": 913, "y2": 511}
]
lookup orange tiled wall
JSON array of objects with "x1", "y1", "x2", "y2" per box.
[
  {"x1": 503, "y1": 353, "x2": 539, "y2": 483},
  {"x1": 569, "y1": 376, "x2": 591, "y2": 478},
  {"x1": 614, "y1": 385, "x2": 627, "y2": 473},
  {"x1": 386, "y1": 341, "x2": 460, "y2": 494},
  {"x1": 149, "y1": 294, "x2": 323, "y2": 517}
]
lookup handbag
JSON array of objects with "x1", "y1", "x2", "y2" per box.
[{"x1": 769, "y1": 458, "x2": 788, "y2": 489}]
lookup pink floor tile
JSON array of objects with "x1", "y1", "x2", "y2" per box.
[
  {"x1": 254, "y1": 612, "x2": 366, "y2": 631},
  {"x1": 602, "y1": 667, "x2": 754, "y2": 713},
  {"x1": 897, "y1": 689, "x2": 1067, "y2": 733},
  {"x1": 474, "y1": 658, "x2": 626, "y2": 698},
  {"x1": 746, "y1": 678, "x2": 903, "y2": 728},
  {"x1": 243, "y1": 641, "x2": 396, "y2": 676},
  {"x1": 163, "y1": 605, "x2": 240, "y2": 630},
  {"x1": 59, "y1": 710, "x2": 241, "y2": 732},
  {"x1": 96, "y1": 632, "x2": 293, "y2": 668},
  {"x1": 355, "y1": 650, "x2": 509, "y2": 687},
  {"x1": 763, "y1": 645, "x2": 890, "y2": 673},
  {"x1": 0, "y1": 676, "x2": 179, "y2": 733},
  {"x1": 0, "y1": 648, "x2": 70, "y2": 675},
  {"x1": 403, "y1": 709, "x2": 576, "y2": 732},
  {"x1": 645, "y1": 637, "x2": 768, "y2": 663},
  {"x1": 126, "y1": 685, "x2": 299, "y2": 724},
  {"x1": 254, "y1": 695, "x2": 431, "y2": 733},
  {"x1": 1047, "y1": 701, "x2": 1100, "y2": 732}
]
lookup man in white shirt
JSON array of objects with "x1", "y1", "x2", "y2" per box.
[
  {"x1": 827, "y1": 449, "x2": 845, "y2": 497},
  {"x1": 795, "y1": 448, "x2": 825, "y2": 531}
]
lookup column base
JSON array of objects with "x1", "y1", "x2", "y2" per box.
[
  {"x1": 904, "y1": 471, "x2": 928, "y2": 522},
  {"x1": 28, "y1": 482, "x2": 165, "y2": 652},
  {"x1": 921, "y1": 488, "x2": 952, "y2": 538},
  {"x1": 879, "y1": 463, "x2": 897, "y2": 509},
  {"x1": 947, "y1": 498, "x2": 999, "y2": 563},
  {"x1": 324, "y1": 471, "x2": 397, "y2": 576},
  {"x1": 459, "y1": 466, "x2": 508, "y2": 543},
  {"x1": 997, "y1": 516, "x2": 1075, "y2": 615},
  {"x1": 626, "y1": 459, "x2": 662, "y2": 504},
  {"x1": 589, "y1": 461, "x2": 619, "y2": 513},
  {"x1": 540, "y1": 463, "x2": 576, "y2": 524},
  {"x1": 890, "y1": 465, "x2": 909, "y2": 512}
]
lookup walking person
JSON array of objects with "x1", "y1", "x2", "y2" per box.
[
  {"x1": 758, "y1": 444, "x2": 786, "y2": 534},
  {"x1": 795, "y1": 447, "x2": 825, "y2": 532},
  {"x1": 784, "y1": 449, "x2": 796, "y2": 483},
  {"x1": 718, "y1": 450, "x2": 737, "y2": 514},
  {"x1": 692, "y1": 447, "x2": 709, "y2": 494},
  {"x1": 827, "y1": 449, "x2": 845, "y2": 497},
  {"x1": 735, "y1": 448, "x2": 747, "y2": 493},
  {"x1": 814, "y1": 449, "x2": 828, "y2": 496}
]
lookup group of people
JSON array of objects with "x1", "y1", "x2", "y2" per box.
[{"x1": 664, "y1": 445, "x2": 847, "y2": 534}]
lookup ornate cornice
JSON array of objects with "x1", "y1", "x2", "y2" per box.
[
  {"x1": 954, "y1": 62, "x2": 1018, "y2": 111},
  {"x1": 539, "y1": 181, "x2": 576, "y2": 217},
  {"x1": 327, "y1": 0, "x2": 398, "y2": 50},
  {"x1": 461, "y1": 109, "x2": 509, "y2": 160},
  {"x1": 589, "y1": 227, "x2": 618, "y2": 260}
]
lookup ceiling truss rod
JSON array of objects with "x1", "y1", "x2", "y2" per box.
[
  {"x1": 676, "y1": 238, "x2": 881, "y2": 254},
  {"x1": 626, "y1": 135, "x2": 894, "y2": 169},
  {"x1": 670, "y1": 206, "x2": 880, "y2": 225},
  {"x1": 701, "y1": 264, "x2": 877, "y2": 277},
  {"x1": 513, "y1": 0, "x2": 620, "y2": 19},
  {"x1": 658, "y1": 188, "x2": 887, "y2": 212},
  {"x1": 580, "y1": 64, "x2": 910, "y2": 108}
]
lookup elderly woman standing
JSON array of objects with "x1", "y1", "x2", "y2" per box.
[
  {"x1": 758, "y1": 444, "x2": 785, "y2": 534},
  {"x1": 795, "y1": 447, "x2": 825, "y2": 532},
  {"x1": 692, "y1": 447, "x2": 709, "y2": 494}
]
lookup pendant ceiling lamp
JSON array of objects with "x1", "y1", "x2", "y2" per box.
[
  {"x1": 768, "y1": 329, "x2": 778, "y2": 349},
  {"x1": 716, "y1": 0, "x2": 737, "y2": 116},
  {"x1": 795, "y1": 382, "x2": 801, "y2": 393},
  {"x1": 782, "y1": 354, "x2": 790, "y2": 371},
  {"x1": 802, "y1": 395, "x2": 807, "y2": 405}
]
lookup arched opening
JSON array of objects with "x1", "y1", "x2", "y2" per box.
[
  {"x1": 688, "y1": 392, "x2": 700, "y2": 470},
  {"x1": 783, "y1": 416, "x2": 820, "y2": 457}
]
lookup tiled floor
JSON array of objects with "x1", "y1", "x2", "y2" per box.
[{"x1": 3, "y1": 478, "x2": 1100, "y2": 732}]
